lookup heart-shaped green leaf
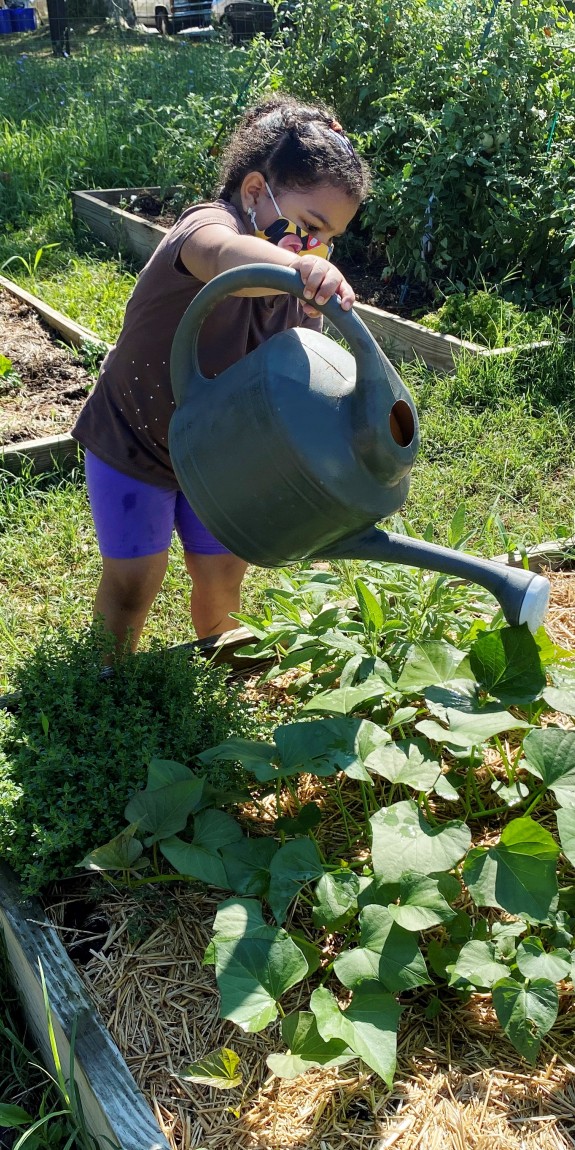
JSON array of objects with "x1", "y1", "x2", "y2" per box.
[
  {"x1": 312, "y1": 869, "x2": 360, "y2": 930},
  {"x1": 221, "y1": 837, "x2": 278, "y2": 897},
  {"x1": 124, "y1": 778, "x2": 205, "y2": 843},
  {"x1": 77, "y1": 824, "x2": 145, "y2": 872},
  {"x1": 397, "y1": 640, "x2": 469, "y2": 693},
  {"x1": 334, "y1": 904, "x2": 431, "y2": 992},
  {"x1": 515, "y1": 937, "x2": 571, "y2": 982},
  {"x1": 371, "y1": 800, "x2": 471, "y2": 883},
  {"x1": 521, "y1": 727, "x2": 575, "y2": 807},
  {"x1": 267, "y1": 1012, "x2": 353, "y2": 1079},
  {"x1": 386, "y1": 873, "x2": 456, "y2": 931},
  {"x1": 311, "y1": 983, "x2": 403, "y2": 1086},
  {"x1": 268, "y1": 838, "x2": 325, "y2": 924},
  {"x1": 364, "y1": 738, "x2": 440, "y2": 792},
  {"x1": 492, "y1": 977, "x2": 558, "y2": 1064},
  {"x1": 449, "y1": 940, "x2": 509, "y2": 988},
  {"x1": 180, "y1": 1047, "x2": 242, "y2": 1089},
  {"x1": 161, "y1": 809, "x2": 243, "y2": 888},
  {"x1": 416, "y1": 707, "x2": 529, "y2": 749},
  {"x1": 469, "y1": 625, "x2": 545, "y2": 703},
  {"x1": 463, "y1": 816, "x2": 559, "y2": 922}
]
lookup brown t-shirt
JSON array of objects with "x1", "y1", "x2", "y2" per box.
[{"x1": 72, "y1": 200, "x2": 321, "y2": 489}]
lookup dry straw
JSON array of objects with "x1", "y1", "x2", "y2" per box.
[{"x1": 46, "y1": 571, "x2": 575, "y2": 1150}]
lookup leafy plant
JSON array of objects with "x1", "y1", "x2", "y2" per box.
[
  {"x1": 417, "y1": 290, "x2": 555, "y2": 348},
  {"x1": 0, "y1": 624, "x2": 257, "y2": 893},
  {"x1": 80, "y1": 554, "x2": 575, "y2": 1081},
  {"x1": 0, "y1": 352, "x2": 23, "y2": 390}
]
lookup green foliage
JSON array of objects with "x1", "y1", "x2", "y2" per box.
[
  {"x1": 80, "y1": 542, "x2": 575, "y2": 1081},
  {"x1": 418, "y1": 290, "x2": 555, "y2": 347},
  {"x1": 0, "y1": 353, "x2": 23, "y2": 391},
  {"x1": 259, "y1": 0, "x2": 575, "y2": 302},
  {"x1": 0, "y1": 625, "x2": 253, "y2": 893}
]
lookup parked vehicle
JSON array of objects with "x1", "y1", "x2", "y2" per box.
[{"x1": 130, "y1": 0, "x2": 274, "y2": 40}]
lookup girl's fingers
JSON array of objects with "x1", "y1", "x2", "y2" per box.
[{"x1": 298, "y1": 256, "x2": 355, "y2": 311}]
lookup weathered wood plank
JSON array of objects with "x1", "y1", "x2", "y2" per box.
[
  {"x1": 72, "y1": 190, "x2": 167, "y2": 265},
  {"x1": 0, "y1": 274, "x2": 111, "y2": 352},
  {"x1": 0, "y1": 275, "x2": 109, "y2": 474},
  {"x1": 0, "y1": 863, "x2": 170, "y2": 1150}
]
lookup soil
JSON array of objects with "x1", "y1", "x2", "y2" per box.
[
  {"x1": 0, "y1": 288, "x2": 95, "y2": 446},
  {"x1": 126, "y1": 191, "x2": 434, "y2": 317}
]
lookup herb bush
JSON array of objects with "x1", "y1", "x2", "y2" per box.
[
  {"x1": 0, "y1": 626, "x2": 254, "y2": 894},
  {"x1": 81, "y1": 524, "x2": 575, "y2": 1084}
]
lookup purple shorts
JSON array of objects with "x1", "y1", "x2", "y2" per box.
[{"x1": 85, "y1": 450, "x2": 230, "y2": 560}]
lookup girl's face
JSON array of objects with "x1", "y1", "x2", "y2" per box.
[{"x1": 245, "y1": 176, "x2": 360, "y2": 262}]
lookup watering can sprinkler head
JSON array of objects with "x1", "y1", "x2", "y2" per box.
[{"x1": 169, "y1": 264, "x2": 550, "y2": 634}]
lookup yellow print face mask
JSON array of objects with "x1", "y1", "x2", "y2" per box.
[{"x1": 251, "y1": 182, "x2": 334, "y2": 261}]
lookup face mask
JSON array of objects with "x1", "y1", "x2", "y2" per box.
[{"x1": 250, "y1": 182, "x2": 334, "y2": 261}]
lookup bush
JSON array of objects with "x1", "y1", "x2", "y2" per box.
[
  {"x1": 417, "y1": 290, "x2": 555, "y2": 347},
  {"x1": 258, "y1": 0, "x2": 575, "y2": 303},
  {"x1": 0, "y1": 626, "x2": 253, "y2": 893}
]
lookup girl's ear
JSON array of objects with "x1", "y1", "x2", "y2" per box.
[{"x1": 241, "y1": 170, "x2": 268, "y2": 213}]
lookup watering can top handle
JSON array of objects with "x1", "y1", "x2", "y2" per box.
[{"x1": 170, "y1": 262, "x2": 384, "y2": 392}]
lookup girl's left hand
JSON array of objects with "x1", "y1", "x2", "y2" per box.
[{"x1": 296, "y1": 254, "x2": 356, "y2": 316}]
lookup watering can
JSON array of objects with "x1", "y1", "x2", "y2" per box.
[{"x1": 169, "y1": 265, "x2": 549, "y2": 633}]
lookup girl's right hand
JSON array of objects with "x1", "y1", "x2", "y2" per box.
[{"x1": 295, "y1": 254, "x2": 356, "y2": 315}]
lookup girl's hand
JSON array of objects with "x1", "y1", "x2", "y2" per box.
[{"x1": 295, "y1": 254, "x2": 356, "y2": 316}]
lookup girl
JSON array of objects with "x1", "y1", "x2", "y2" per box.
[{"x1": 72, "y1": 94, "x2": 371, "y2": 652}]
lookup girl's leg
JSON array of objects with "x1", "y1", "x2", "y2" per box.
[
  {"x1": 184, "y1": 552, "x2": 248, "y2": 638},
  {"x1": 94, "y1": 552, "x2": 169, "y2": 652},
  {"x1": 175, "y1": 492, "x2": 248, "y2": 638},
  {"x1": 85, "y1": 451, "x2": 177, "y2": 652}
]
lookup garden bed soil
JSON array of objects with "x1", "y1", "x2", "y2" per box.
[
  {"x1": 0, "y1": 287, "x2": 93, "y2": 446},
  {"x1": 42, "y1": 570, "x2": 575, "y2": 1150}
]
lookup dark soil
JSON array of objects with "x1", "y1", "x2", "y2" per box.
[
  {"x1": 0, "y1": 289, "x2": 96, "y2": 446},
  {"x1": 126, "y1": 191, "x2": 434, "y2": 317}
]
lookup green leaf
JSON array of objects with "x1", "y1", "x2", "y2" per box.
[
  {"x1": 146, "y1": 758, "x2": 196, "y2": 789},
  {"x1": 397, "y1": 640, "x2": 468, "y2": 693},
  {"x1": 542, "y1": 687, "x2": 575, "y2": 717},
  {"x1": 160, "y1": 809, "x2": 243, "y2": 888},
  {"x1": 273, "y1": 717, "x2": 387, "y2": 779},
  {"x1": 556, "y1": 808, "x2": 575, "y2": 866},
  {"x1": 275, "y1": 802, "x2": 322, "y2": 835},
  {"x1": 469, "y1": 625, "x2": 546, "y2": 703},
  {"x1": 196, "y1": 737, "x2": 276, "y2": 777},
  {"x1": 302, "y1": 676, "x2": 390, "y2": 715},
  {"x1": 266, "y1": 1012, "x2": 353, "y2": 1079},
  {"x1": 221, "y1": 837, "x2": 278, "y2": 897},
  {"x1": 206, "y1": 898, "x2": 309, "y2": 1032},
  {"x1": 387, "y1": 873, "x2": 456, "y2": 931},
  {"x1": 180, "y1": 1047, "x2": 242, "y2": 1089},
  {"x1": 463, "y1": 817, "x2": 560, "y2": 923},
  {"x1": 355, "y1": 578, "x2": 384, "y2": 632},
  {"x1": 450, "y1": 940, "x2": 509, "y2": 988},
  {"x1": 311, "y1": 983, "x2": 403, "y2": 1086},
  {"x1": 0, "y1": 1103, "x2": 33, "y2": 1127},
  {"x1": 312, "y1": 869, "x2": 360, "y2": 930},
  {"x1": 268, "y1": 838, "x2": 325, "y2": 924},
  {"x1": 370, "y1": 800, "x2": 471, "y2": 883},
  {"x1": 521, "y1": 728, "x2": 575, "y2": 807},
  {"x1": 124, "y1": 778, "x2": 205, "y2": 844},
  {"x1": 416, "y1": 707, "x2": 529, "y2": 749},
  {"x1": 492, "y1": 978, "x2": 558, "y2": 1064},
  {"x1": 364, "y1": 738, "x2": 441, "y2": 792},
  {"x1": 334, "y1": 905, "x2": 431, "y2": 992},
  {"x1": 515, "y1": 938, "x2": 571, "y2": 982},
  {"x1": 77, "y1": 824, "x2": 145, "y2": 872}
]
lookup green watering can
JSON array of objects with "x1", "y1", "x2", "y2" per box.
[{"x1": 169, "y1": 265, "x2": 549, "y2": 633}]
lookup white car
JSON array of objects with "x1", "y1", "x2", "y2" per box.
[{"x1": 131, "y1": 0, "x2": 274, "y2": 39}]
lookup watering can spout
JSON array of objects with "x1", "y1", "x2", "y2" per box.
[{"x1": 317, "y1": 527, "x2": 550, "y2": 634}]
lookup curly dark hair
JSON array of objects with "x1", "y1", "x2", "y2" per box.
[{"x1": 218, "y1": 94, "x2": 371, "y2": 202}]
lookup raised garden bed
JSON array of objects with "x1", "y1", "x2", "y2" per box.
[
  {"x1": 2, "y1": 556, "x2": 575, "y2": 1150},
  {"x1": 0, "y1": 274, "x2": 110, "y2": 474},
  {"x1": 72, "y1": 186, "x2": 517, "y2": 374}
]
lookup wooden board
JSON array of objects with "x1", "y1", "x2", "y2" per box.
[
  {"x1": 0, "y1": 274, "x2": 110, "y2": 474},
  {"x1": 0, "y1": 863, "x2": 170, "y2": 1150},
  {"x1": 71, "y1": 187, "x2": 551, "y2": 373}
]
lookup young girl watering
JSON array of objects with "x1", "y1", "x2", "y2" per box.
[{"x1": 72, "y1": 95, "x2": 371, "y2": 651}]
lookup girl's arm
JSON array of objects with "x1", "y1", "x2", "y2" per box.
[{"x1": 179, "y1": 223, "x2": 355, "y2": 315}]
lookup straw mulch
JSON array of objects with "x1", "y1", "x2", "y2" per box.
[{"x1": 46, "y1": 570, "x2": 575, "y2": 1150}]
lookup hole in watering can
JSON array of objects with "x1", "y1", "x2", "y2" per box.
[{"x1": 390, "y1": 399, "x2": 415, "y2": 447}]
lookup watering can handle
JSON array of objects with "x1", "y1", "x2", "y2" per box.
[{"x1": 170, "y1": 264, "x2": 404, "y2": 476}]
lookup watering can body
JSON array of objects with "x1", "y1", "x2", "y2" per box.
[{"x1": 169, "y1": 264, "x2": 550, "y2": 633}]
